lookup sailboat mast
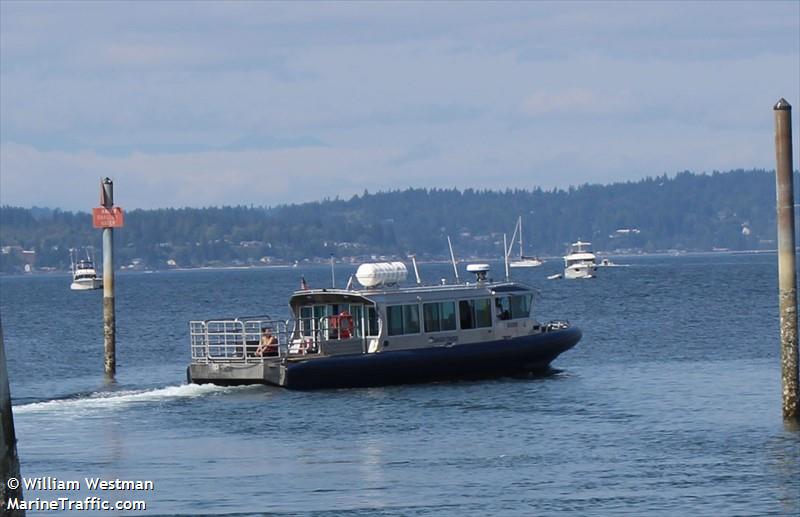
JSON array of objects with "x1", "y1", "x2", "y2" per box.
[{"x1": 518, "y1": 216, "x2": 523, "y2": 258}]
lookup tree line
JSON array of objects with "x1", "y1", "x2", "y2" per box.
[{"x1": 0, "y1": 169, "x2": 795, "y2": 273}]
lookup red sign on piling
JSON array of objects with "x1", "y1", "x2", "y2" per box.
[{"x1": 92, "y1": 207, "x2": 125, "y2": 228}]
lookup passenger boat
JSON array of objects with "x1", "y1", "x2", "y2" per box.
[
  {"x1": 187, "y1": 262, "x2": 581, "y2": 389},
  {"x1": 70, "y1": 248, "x2": 102, "y2": 291},
  {"x1": 564, "y1": 240, "x2": 597, "y2": 279},
  {"x1": 509, "y1": 216, "x2": 544, "y2": 268}
]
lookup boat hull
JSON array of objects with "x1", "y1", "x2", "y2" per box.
[
  {"x1": 189, "y1": 327, "x2": 581, "y2": 390},
  {"x1": 564, "y1": 266, "x2": 596, "y2": 279},
  {"x1": 70, "y1": 278, "x2": 103, "y2": 290},
  {"x1": 509, "y1": 260, "x2": 543, "y2": 268}
]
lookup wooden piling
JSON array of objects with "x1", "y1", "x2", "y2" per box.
[
  {"x1": 1, "y1": 318, "x2": 25, "y2": 516},
  {"x1": 103, "y1": 227, "x2": 116, "y2": 378},
  {"x1": 773, "y1": 98, "x2": 799, "y2": 420},
  {"x1": 101, "y1": 179, "x2": 116, "y2": 379}
]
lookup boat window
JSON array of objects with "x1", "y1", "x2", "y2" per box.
[
  {"x1": 495, "y1": 297, "x2": 511, "y2": 320},
  {"x1": 440, "y1": 301, "x2": 456, "y2": 331},
  {"x1": 350, "y1": 305, "x2": 363, "y2": 338},
  {"x1": 495, "y1": 295, "x2": 532, "y2": 319},
  {"x1": 423, "y1": 302, "x2": 441, "y2": 333},
  {"x1": 366, "y1": 306, "x2": 379, "y2": 336},
  {"x1": 300, "y1": 306, "x2": 313, "y2": 336},
  {"x1": 424, "y1": 301, "x2": 457, "y2": 333},
  {"x1": 387, "y1": 306, "x2": 404, "y2": 336},
  {"x1": 459, "y1": 300, "x2": 474, "y2": 329},
  {"x1": 509, "y1": 295, "x2": 531, "y2": 319},
  {"x1": 460, "y1": 299, "x2": 492, "y2": 330},
  {"x1": 403, "y1": 304, "x2": 420, "y2": 334},
  {"x1": 387, "y1": 304, "x2": 420, "y2": 336},
  {"x1": 474, "y1": 299, "x2": 492, "y2": 327}
]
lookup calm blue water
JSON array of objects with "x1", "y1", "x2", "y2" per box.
[{"x1": 1, "y1": 254, "x2": 798, "y2": 516}]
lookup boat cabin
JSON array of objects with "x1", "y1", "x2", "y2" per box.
[
  {"x1": 288, "y1": 280, "x2": 537, "y2": 356},
  {"x1": 189, "y1": 263, "x2": 541, "y2": 363}
]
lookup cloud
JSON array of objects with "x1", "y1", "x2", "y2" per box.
[
  {"x1": 0, "y1": 142, "x2": 397, "y2": 209},
  {"x1": 520, "y1": 88, "x2": 634, "y2": 117},
  {"x1": 100, "y1": 43, "x2": 197, "y2": 67},
  {"x1": 0, "y1": 1, "x2": 798, "y2": 209}
]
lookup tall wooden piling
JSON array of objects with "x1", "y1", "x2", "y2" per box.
[
  {"x1": 1, "y1": 318, "x2": 25, "y2": 516},
  {"x1": 102, "y1": 179, "x2": 116, "y2": 378},
  {"x1": 773, "y1": 98, "x2": 799, "y2": 420},
  {"x1": 90, "y1": 178, "x2": 127, "y2": 379}
]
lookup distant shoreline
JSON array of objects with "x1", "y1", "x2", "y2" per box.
[{"x1": 0, "y1": 248, "x2": 783, "y2": 278}]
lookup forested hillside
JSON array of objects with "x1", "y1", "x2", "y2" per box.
[{"x1": 0, "y1": 169, "x2": 795, "y2": 273}]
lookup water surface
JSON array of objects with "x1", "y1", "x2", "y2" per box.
[{"x1": 1, "y1": 254, "x2": 798, "y2": 516}]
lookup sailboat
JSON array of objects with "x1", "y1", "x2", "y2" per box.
[{"x1": 509, "y1": 216, "x2": 544, "y2": 268}]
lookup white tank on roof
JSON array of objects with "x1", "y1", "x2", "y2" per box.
[{"x1": 355, "y1": 262, "x2": 408, "y2": 287}]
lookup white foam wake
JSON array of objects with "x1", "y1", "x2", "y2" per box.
[{"x1": 14, "y1": 383, "x2": 234, "y2": 414}]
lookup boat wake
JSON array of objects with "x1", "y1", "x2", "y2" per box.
[{"x1": 13, "y1": 383, "x2": 235, "y2": 414}]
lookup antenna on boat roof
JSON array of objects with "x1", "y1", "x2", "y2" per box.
[
  {"x1": 329, "y1": 254, "x2": 335, "y2": 288},
  {"x1": 409, "y1": 255, "x2": 422, "y2": 284},
  {"x1": 503, "y1": 233, "x2": 510, "y2": 281},
  {"x1": 346, "y1": 275, "x2": 354, "y2": 290},
  {"x1": 447, "y1": 235, "x2": 460, "y2": 284}
]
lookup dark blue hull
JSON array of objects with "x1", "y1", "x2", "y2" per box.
[{"x1": 282, "y1": 327, "x2": 581, "y2": 390}]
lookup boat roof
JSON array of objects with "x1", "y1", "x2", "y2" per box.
[
  {"x1": 289, "y1": 280, "x2": 534, "y2": 306},
  {"x1": 565, "y1": 252, "x2": 596, "y2": 260}
]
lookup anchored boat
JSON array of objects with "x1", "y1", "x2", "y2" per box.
[
  {"x1": 509, "y1": 216, "x2": 544, "y2": 268},
  {"x1": 70, "y1": 248, "x2": 103, "y2": 291},
  {"x1": 187, "y1": 262, "x2": 581, "y2": 389},
  {"x1": 564, "y1": 240, "x2": 597, "y2": 279}
]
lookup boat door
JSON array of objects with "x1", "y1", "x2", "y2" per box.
[{"x1": 364, "y1": 305, "x2": 380, "y2": 353}]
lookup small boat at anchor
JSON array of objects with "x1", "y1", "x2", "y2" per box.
[
  {"x1": 70, "y1": 248, "x2": 102, "y2": 291},
  {"x1": 187, "y1": 262, "x2": 581, "y2": 389},
  {"x1": 509, "y1": 216, "x2": 544, "y2": 268},
  {"x1": 564, "y1": 240, "x2": 597, "y2": 279}
]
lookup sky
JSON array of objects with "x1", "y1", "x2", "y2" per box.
[{"x1": 1, "y1": 1, "x2": 798, "y2": 210}]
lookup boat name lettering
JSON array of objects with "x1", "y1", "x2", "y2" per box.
[{"x1": 429, "y1": 335, "x2": 458, "y2": 344}]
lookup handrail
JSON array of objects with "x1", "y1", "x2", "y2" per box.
[
  {"x1": 189, "y1": 308, "x2": 380, "y2": 364},
  {"x1": 189, "y1": 314, "x2": 365, "y2": 364}
]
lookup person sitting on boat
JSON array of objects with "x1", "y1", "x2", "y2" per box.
[
  {"x1": 255, "y1": 327, "x2": 278, "y2": 357},
  {"x1": 495, "y1": 299, "x2": 511, "y2": 321}
]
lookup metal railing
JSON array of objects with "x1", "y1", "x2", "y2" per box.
[
  {"x1": 189, "y1": 314, "x2": 368, "y2": 364},
  {"x1": 190, "y1": 317, "x2": 295, "y2": 364}
]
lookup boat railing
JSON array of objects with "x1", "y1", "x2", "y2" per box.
[
  {"x1": 191, "y1": 317, "x2": 291, "y2": 363},
  {"x1": 545, "y1": 320, "x2": 570, "y2": 331},
  {"x1": 190, "y1": 314, "x2": 361, "y2": 364}
]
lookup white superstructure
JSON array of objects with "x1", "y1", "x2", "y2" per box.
[
  {"x1": 70, "y1": 248, "x2": 102, "y2": 291},
  {"x1": 563, "y1": 240, "x2": 597, "y2": 279}
]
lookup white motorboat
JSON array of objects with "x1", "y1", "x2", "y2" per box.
[
  {"x1": 563, "y1": 240, "x2": 597, "y2": 279},
  {"x1": 70, "y1": 248, "x2": 102, "y2": 291},
  {"x1": 509, "y1": 216, "x2": 544, "y2": 268}
]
